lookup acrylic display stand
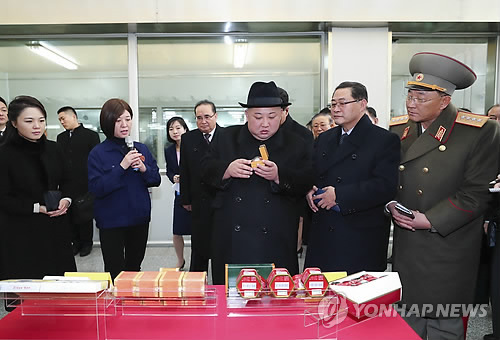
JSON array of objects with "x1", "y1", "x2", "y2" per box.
[
  {"x1": 102, "y1": 286, "x2": 218, "y2": 340},
  {"x1": 227, "y1": 286, "x2": 344, "y2": 339},
  {"x1": 0, "y1": 286, "x2": 416, "y2": 340},
  {"x1": 0, "y1": 289, "x2": 112, "y2": 340}
]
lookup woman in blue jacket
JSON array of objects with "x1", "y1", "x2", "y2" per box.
[
  {"x1": 88, "y1": 98, "x2": 161, "y2": 280},
  {"x1": 164, "y1": 117, "x2": 191, "y2": 269}
]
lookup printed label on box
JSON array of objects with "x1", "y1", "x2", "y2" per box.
[
  {"x1": 309, "y1": 281, "x2": 324, "y2": 289},
  {"x1": 242, "y1": 282, "x2": 257, "y2": 290},
  {"x1": 275, "y1": 282, "x2": 290, "y2": 290}
]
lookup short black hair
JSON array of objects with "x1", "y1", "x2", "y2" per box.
[
  {"x1": 334, "y1": 81, "x2": 368, "y2": 102},
  {"x1": 57, "y1": 106, "x2": 78, "y2": 117},
  {"x1": 3, "y1": 96, "x2": 47, "y2": 145},
  {"x1": 8, "y1": 95, "x2": 46, "y2": 121},
  {"x1": 319, "y1": 107, "x2": 331, "y2": 114},
  {"x1": 366, "y1": 106, "x2": 377, "y2": 118},
  {"x1": 0, "y1": 96, "x2": 6, "y2": 107},
  {"x1": 166, "y1": 117, "x2": 189, "y2": 144},
  {"x1": 99, "y1": 98, "x2": 133, "y2": 139},
  {"x1": 277, "y1": 87, "x2": 290, "y2": 109},
  {"x1": 194, "y1": 100, "x2": 216, "y2": 115}
]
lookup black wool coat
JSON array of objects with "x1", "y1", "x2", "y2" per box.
[
  {"x1": 305, "y1": 114, "x2": 400, "y2": 274},
  {"x1": 202, "y1": 124, "x2": 314, "y2": 284},
  {"x1": 0, "y1": 135, "x2": 76, "y2": 279},
  {"x1": 56, "y1": 124, "x2": 100, "y2": 197},
  {"x1": 179, "y1": 125, "x2": 222, "y2": 259}
]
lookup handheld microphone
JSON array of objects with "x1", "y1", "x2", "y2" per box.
[{"x1": 125, "y1": 136, "x2": 139, "y2": 171}]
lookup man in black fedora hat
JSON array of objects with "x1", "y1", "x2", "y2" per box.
[
  {"x1": 201, "y1": 81, "x2": 314, "y2": 284},
  {"x1": 387, "y1": 52, "x2": 500, "y2": 339}
]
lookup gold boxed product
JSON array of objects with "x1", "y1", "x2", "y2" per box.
[
  {"x1": 159, "y1": 271, "x2": 184, "y2": 299},
  {"x1": 114, "y1": 271, "x2": 143, "y2": 297},
  {"x1": 182, "y1": 272, "x2": 207, "y2": 298},
  {"x1": 251, "y1": 144, "x2": 269, "y2": 168},
  {"x1": 136, "y1": 271, "x2": 162, "y2": 298}
]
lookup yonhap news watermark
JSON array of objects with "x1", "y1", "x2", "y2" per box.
[{"x1": 317, "y1": 294, "x2": 489, "y2": 328}]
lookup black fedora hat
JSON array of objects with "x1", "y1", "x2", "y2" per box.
[{"x1": 239, "y1": 81, "x2": 291, "y2": 108}]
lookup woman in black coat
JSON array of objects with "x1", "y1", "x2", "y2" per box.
[
  {"x1": 164, "y1": 117, "x2": 191, "y2": 269},
  {"x1": 0, "y1": 96, "x2": 76, "y2": 280}
]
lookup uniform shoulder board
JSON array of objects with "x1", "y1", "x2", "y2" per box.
[
  {"x1": 455, "y1": 111, "x2": 488, "y2": 128},
  {"x1": 389, "y1": 115, "x2": 409, "y2": 126}
]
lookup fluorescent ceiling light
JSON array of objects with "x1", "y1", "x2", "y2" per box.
[
  {"x1": 26, "y1": 41, "x2": 78, "y2": 70},
  {"x1": 233, "y1": 40, "x2": 248, "y2": 69}
]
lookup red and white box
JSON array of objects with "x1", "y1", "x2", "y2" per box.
[
  {"x1": 267, "y1": 268, "x2": 294, "y2": 298},
  {"x1": 236, "y1": 269, "x2": 265, "y2": 299},
  {"x1": 301, "y1": 267, "x2": 328, "y2": 297},
  {"x1": 329, "y1": 271, "x2": 402, "y2": 319}
]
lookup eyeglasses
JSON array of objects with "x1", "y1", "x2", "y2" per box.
[
  {"x1": 406, "y1": 95, "x2": 444, "y2": 104},
  {"x1": 328, "y1": 99, "x2": 360, "y2": 110},
  {"x1": 195, "y1": 112, "x2": 216, "y2": 121}
]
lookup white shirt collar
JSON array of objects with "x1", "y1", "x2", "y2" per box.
[
  {"x1": 341, "y1": 126, "x2": 355, "y2": 136},
  {"x1": 204, "y1": 127, "x2": 216, "y2": 142}
]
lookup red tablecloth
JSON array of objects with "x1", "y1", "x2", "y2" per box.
[{"x1": 0, "y1": 286, "x2": 420, "y2": 339}]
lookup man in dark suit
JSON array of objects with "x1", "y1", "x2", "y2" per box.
[
  {"x1": 202, "y1": 81, "x2": 313, "y2": 284},
  {"x1": 277, "y1": 87, "x2": 314, "y2": 256},
  {"x1": 304, "y1": 81, "x2": 400, "y2": 274},
  {"x1": 485, "y1": 104, "x2": 500, "y2": 340},
  {"x1": 387, "y1": 53, "x2": 500, "y2": 339},
  {"x1": 0, "y1": 96, "x2": 7, "y2": 144},
  {"x1": 57, "y1": 106, "x2": 100, "y2": 257},
  {"x1": 277, "y1": 87, "x2": 314, "y2": 149},
  {"x1": 180, "y1": 100, "x2": 221, "y2": 272}
]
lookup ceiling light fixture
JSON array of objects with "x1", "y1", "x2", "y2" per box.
[
  {"x1": 26, "y1": 41, "x2": 78, "y2": 70},
  {"x1": 233, "y1": 39, "x2": 248, "y2": 69}
]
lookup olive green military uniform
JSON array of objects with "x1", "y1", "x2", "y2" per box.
[{"x1": 391, "y1": 105, "x2": 500, "y2": 317}]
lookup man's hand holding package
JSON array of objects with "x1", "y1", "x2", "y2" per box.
[
  {"x1": 254, "y1": 160, "x2": 279, "y2": 184},
  {"x1": 223, "y1": 159, "x2": 253, "y2": 180}
]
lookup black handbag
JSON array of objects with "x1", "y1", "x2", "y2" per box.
[
  {"x1": 43, "y1": 190, "x2": 62, "y2": 212},
  {"x1": 71, "y1": 192, "x2": 95, "y2": 224}
]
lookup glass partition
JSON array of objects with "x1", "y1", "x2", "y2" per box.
[
  {"x1": 0, "y1": 39, "x2": 128, "y2": 140},
  {"x1": 138, "y1": 35, "x2": 322, "y2": 167},
  {"x1": 391, "y1": 38, "x2": 490, "y2": 117}
]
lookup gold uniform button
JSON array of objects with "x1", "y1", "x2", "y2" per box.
[
  {"x1": 422, "y1": 167, "x2": 429, "y2": 173},
  {"x1": 399, "y1": 165, "x2": 405, "y2": 171},
  {"x1": 417, "y1": 189, "x2": 423, "y2": 195},
  {"x1": 439, "y1": 145, "x2": 446, "y2": 152}
]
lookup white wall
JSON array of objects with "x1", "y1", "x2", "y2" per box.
[
  {"x1": 329, "y1": 27, "x2": 391, "y2": 128},
  {"x1": 2, "y1": 0, "x2": 500, "y2": 24}
]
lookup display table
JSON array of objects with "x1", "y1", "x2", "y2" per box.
[{"x1": 0, "y1": 286, "x2": 419, "y2": 339}]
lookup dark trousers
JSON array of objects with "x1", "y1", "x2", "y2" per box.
[
  {"x1": 491, "y1": 234, "x2": 500, "y2": 337},
  {"x1": 70, "y1": 219, "x2": 94, "y2": 248},
  {"x1": 99, "y1": 223, "x2": 149, "y2": 280},
  {"x1": 189, "y1": 207, "x2": 213, "y2": 273}
]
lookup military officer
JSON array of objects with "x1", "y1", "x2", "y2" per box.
[{"x1": 387, "y1": 52, "x2": 500, "y2": 340}]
